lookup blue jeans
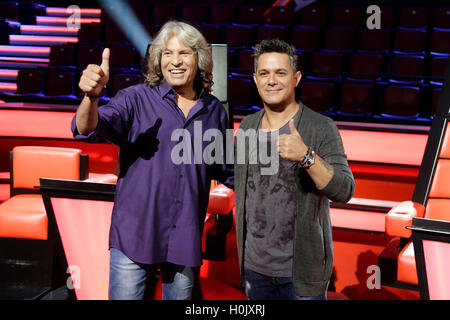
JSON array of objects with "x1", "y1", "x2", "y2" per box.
[
  {"x1": 244, "y1": 267, "x2": 327, "y2": 300},
  {"x1": 109, "y1": 248, "x2": 195, "y2": 300}
]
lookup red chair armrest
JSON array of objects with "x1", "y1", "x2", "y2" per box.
[
  {"x1": 385, "y1": 201, "x2": 425, "y2": 237},
  {"x1": 207, "y1": 184, "x2": 235, "y2": 215}
]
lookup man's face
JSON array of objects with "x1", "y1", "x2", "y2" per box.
[
  {"x1": 161, "y1": 35, "x2": 198, "y2": 94},
  {"x1": 253, "y1": 52, "x2": 301, "y2": 108}
]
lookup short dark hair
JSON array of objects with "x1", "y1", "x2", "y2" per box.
[{"x1": 253, "y1": 38, "x2": 298, "y2": 73}]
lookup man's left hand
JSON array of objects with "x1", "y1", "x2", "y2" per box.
[{"x1": 278, "y1": 119, "x2": 308, "y2": 162}]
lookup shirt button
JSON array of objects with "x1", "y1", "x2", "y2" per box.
[
  {"x1": 179, "y1": 174, "x2": 183, "y2": 178},
  {"x1": 172, "y1": 225, "x2": 176, "y2": 229},
  {"x1": 175, "y1": 200, "x2": 181, "y2": 204}
]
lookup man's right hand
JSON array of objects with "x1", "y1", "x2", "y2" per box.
[{"x1": 79, "y1": 48, "x2": 110, "y2": 97}]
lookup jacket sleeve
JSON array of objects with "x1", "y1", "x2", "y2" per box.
[{"x1": 317, "y1": 118, "x2": 355, "y2": 203}]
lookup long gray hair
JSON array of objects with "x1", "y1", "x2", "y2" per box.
[{"x1": 144, "y1": 21, "x2": 213, "y2": 92}]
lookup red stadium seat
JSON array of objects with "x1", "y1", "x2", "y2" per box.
[
  {"x1": 180, "y1": 4, "x2": 207, "y2": 24},
  {"x1": 433, "y1": 8, "x2": 450, "y2": 29},
  {"x1": 109, "y1": 74, "x2": 141, "y2": 97},
  {"x1": 109, "y1": 45, "x2": 136, "y2": 67},
  {"x1": 430, "y1": 29, "x2": 450, "y2": 56},
  {"x1": 77, "y1": 45, "x2": 103, "y2": 67},
  {"x1": 381, "y1": 85, "x2": 421, "y2": 118},
  {"x1": 332, "y1": 6, "x2": 362, "y2": 27},
  {"x1": 324, "y1": 26, "x2": 355, "y2": 52},
  {"x1": 388, "y1": 55, "x2": 425, "y2": 84},
  {"x1": 291, "y1": 25, "x2": 320, "y2": 52},
  {"x1": 196, "y1": 23, "x2": 221, "y2": 44},
  {"x1": 49, "y1": 45, "x2": 75, "y2": 66},
  {"x1": 298, "y1": 81, "x2": 335, "y2": 113},
  {"x1": 307, "y1": 52, "x2": 343, "y2": 81},
  {"x1": 394, "y1": 28, "x2": 426, "y2": 55},
  {"x1": 44, "y1": 70, "x2": 75, "y2": 96},
  {"x1": 209, "y1": 4, "x2": 236, "y2": 25},
  {"x1": 256, "y1": 24, "x2": 286, "y2": 44},
  {"x1": 227, "y1": 76, "x2": 254, "y2": 111},
  {"x1": 348, "y1": 53, "x2": 383, "y2": 82},
  {"x1": 237, "y1": 5, "x2": 265, "y2": 25},
  {"x1": 338, "y1": 83, "x2": 376, "y2": 116},
  {"x1": 299, "y1": 6, "x2": 327, "y2": 27},
  {"x1": 152, "y1": 3, "x2": 177, "y2": 25},
  {"x1": 268, "y1": 6, "x2": 295, "y2": 25},
  {"x1": 15, "y1": 70, "x2": 43, "y2": 94},
  {"x1": 224, "y1": 24, "x2": 253, "y2": 48},
  {"x1": 358, "y1": 28, "x2": 391, "y2": 53},
  {"x1": 77, "y1": 23, "x2": 102, "y2": 44},
  {"x1": 398, "y1": 7, "x2": 429, "y2": 29}
]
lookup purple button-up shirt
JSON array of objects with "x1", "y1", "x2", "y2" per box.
[{"x1": 71, "y1": 81, "x2": 233, "y2": 267}]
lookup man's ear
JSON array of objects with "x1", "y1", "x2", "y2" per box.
[
  {"x1": 253, "y1": 73, "x2": 257, "y2": 85},
  {"x1": 294, "y1": 71, "x2": 302, "y2": 86}
]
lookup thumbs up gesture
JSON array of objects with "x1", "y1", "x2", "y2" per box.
[
  {"x1": 79, "y1": 48, "x2": 110, "y2": 97},
  {"x1": 278, "y1": 119, "x2": 308, "y2": 162}
]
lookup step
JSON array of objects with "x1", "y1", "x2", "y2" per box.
[
  {"x1": 0, "y1": 61, "x2": 48, "y2": 69},
  {"x1": 0, "y1": 45, "x2": 50, "y2": 57},
  {"x1": 20, "y1": 25, "x2": 79, "y2": 36},
  {"x1": 0, "y1": 82, "x2": 17, "y2": 92},
  {"x1": 9, "y1": 35, "x2": 78, "y2": 46},
  {"x1": 0, "y1": 69, "x2": 18, "y2": 81},
  {"x1": 0, "y1": 56, "x2": 49, "y2": 64},
  {"x1": 36, "y1": 16, "x2": 101, "y2": 26},
  {"x1": 46, "y1": 7, "x2": 101, "y2": 18}
]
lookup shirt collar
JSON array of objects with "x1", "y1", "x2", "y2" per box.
[{"x1": 159, "y1": 80, "x2": 207, "y2": 100}]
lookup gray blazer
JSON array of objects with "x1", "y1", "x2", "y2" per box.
[{"x1": 234, "y1": 102, "x2": 355, "y2": 297}]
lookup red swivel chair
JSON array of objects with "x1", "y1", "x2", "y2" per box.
[
  {"x1": 380, "y1": 115, "x2": 450, "y2": 292},
  {"x1": 15, "y1": 70, "x2": 43, "y2": 95},
  {"x1": 0, "y1": 146, "x2": 88, "y2": 299}
]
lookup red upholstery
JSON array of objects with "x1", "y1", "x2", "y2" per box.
[
  {"x1": 439, "y1": 126, "x2": 450, "y2": 158},
  {"x1": 207, "y1": 184, "x2": 235, "y2": 215},
  {"x1": 86, "y1": 173, "x2": 118, "y2": 184},
  {"x1": 13, "y1": 146, "x2": 81, "y2": 189},
  {"x1": 0, "y1": 146, "x2": 84, "y2": 240},
  {"x1": 385, "y1": 201, "x2": 425, "y2": 238},
  {"x1": 0, "y1": 194, "x2": 47, "y2": 240},
  {"x1": 386, "y1": 122, "x2": 450, "y2": 286},
  {"x1": 397, "y1": 242, "x2": 418, "y2": 285}
]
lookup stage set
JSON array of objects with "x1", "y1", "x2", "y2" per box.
[{"x1": 0, "y1": 0, "x2": 449, "y2": 301}]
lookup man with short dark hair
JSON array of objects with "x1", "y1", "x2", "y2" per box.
[{"x1": 234, "y1": 39, "x2": 355, "y2": 300}]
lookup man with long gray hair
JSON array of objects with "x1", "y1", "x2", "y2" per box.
[{"x1": 72, "y1": 20, "x2": 233, "y2": 300}]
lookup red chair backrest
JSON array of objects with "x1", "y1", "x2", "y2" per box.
[
  {"x1": 425, "y1": 124, "x2": 450, "y2": 221},
  {"x1": 12, "y1": 146, "x2": 83, "y2": 191}
]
